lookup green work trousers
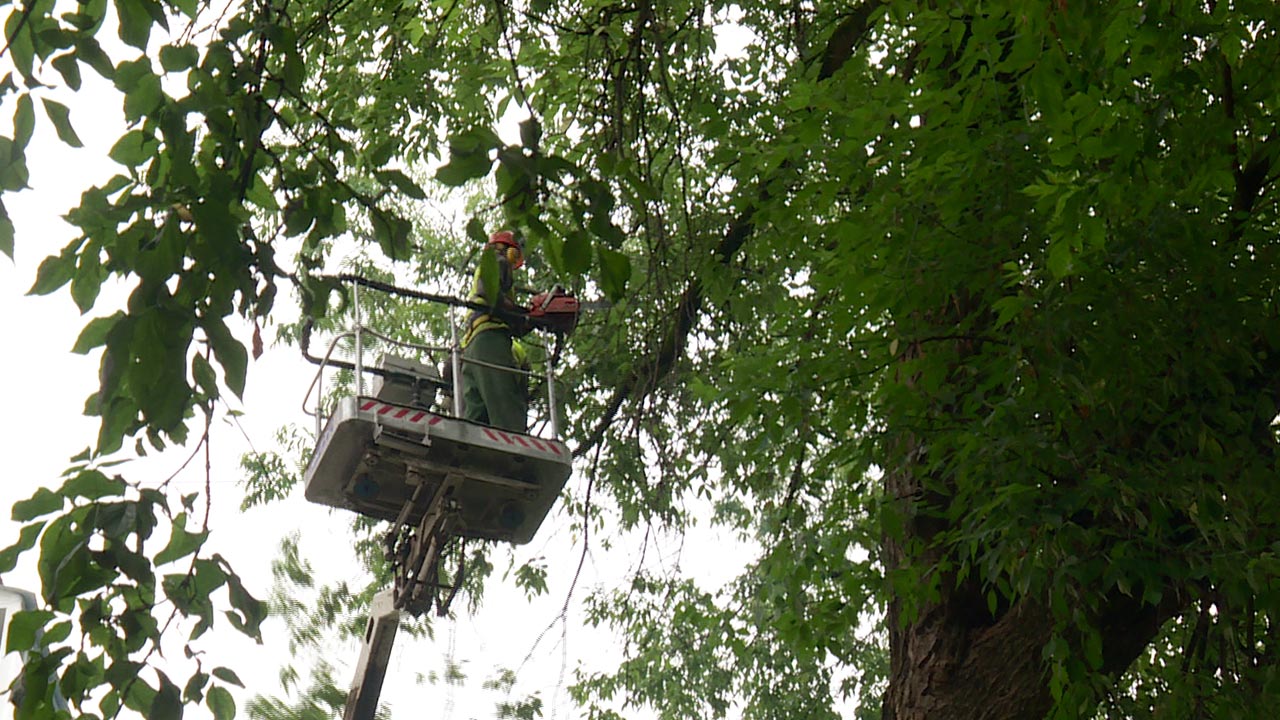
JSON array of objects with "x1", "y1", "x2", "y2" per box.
[{"x1": 461, "y1": 330, "x2": 527, "y2": 433}]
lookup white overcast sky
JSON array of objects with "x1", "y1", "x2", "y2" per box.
[
  {"x1": 0, "y1": 77, "x2": 713, "y2": 720},
  {"x1": 0, "y1": 107, "x2": 607, "y2": 717},
  {"x1": 0, "y1": 10, "x2": 775, "y2": 717}
]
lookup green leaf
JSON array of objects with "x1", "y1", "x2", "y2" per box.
[
  {"x1": 64, "y1": 0, "x2": 107, "y2": 33},
  {"x1": 1047, "y1": 240, "x2": 1073, "y2": 278},
  {"x1": 282, "y1": 198, "x2": 313, "y2": 237},
  {"x1": 206, "y1": 685, "x2": 235, "y2": 720},
  {"x1": 72, "y1": 312, "x2": 125, "y2": 354},
  {"x1": 134, "y1": 217, "x2": 184, "y2": 282},
  {"x1": 192, "y1": 559, "x2": 228, "y2": 597},
  {"x1": 61, "y1": 649, "x2": 105, "y2": 702},
  {"x1": 467, "y1": 126, "x2": 502, "y2": 150},
  {"x1": 28, "y1": 252, "x2": 76, "y2": 296},
  {"x1": 280, "y1": 44, "x2": 304, "y2": 96},
  {"x1": 435, "y1": 152, "x2": 493, "y2": 186},
  {"x1": 537, "y1": 154, "x2": 577, "y2": 183},
  {"x1": 183, "y1": 671, "x2": 209, "y2": 702},
  {"x1": 375, "y1": 168, "x2": 427, "y2": 199},
  {"x1": 51, "y1": 53, "x2": 83, "y2": 90},
  {"x1": 0, "y1": 521, "x2": 46, "y2": 573},
  {"x1": 580, "y1": 178, "x2": 616, "y2": 214},
  {"x1": 74, "y1": 37, "x2": 115, "y2": 80},
  {"x1": 538, "y1": 233, "x2": 564, "y2": 273},
  {"x1": 243, "y1": 175, "x2": 278, "y2": 211},
  {"x1": 154, "y1": 514, "x2": 208, "y2": 566},
  {"x1": 1083, "y1": 629, "x2": 1103, "y2": 671},
  {"x1": 210, "y1": 667, "x2": 243, "y2": 688},
  {"x1": 0, "y1": 137, "x2": 30, "y2": 191},
  {"x1": 60, "y1": 470, "x2": 124, "y2": 500},
  {"x1": 466, "y1": 216, "x2": 488, "y2": 244},
  {"x1": 991, "y1": 296, "x2": 1025, "y2": 329},
  {"x1": 159, "y1": 44, "x2": 199, "y2": 72},
  {"x1": 13, "y1": 94, "x2": 34, "y2": 149},
  {"x1": 0, "y1": 197, "x2": 13, "y2": 259},
  {"x1": 149, "y1": 671, "x2": 183, "y2": 720},
  {"x1": 367, "y1": 137, "x2": 397, "y2": 167},
  {"x1": 41, "y1": 98, "x2": 83, "y2": 148},
  {"x1": 122, "y1": 675, "x2": 158, "y2": 714},
  {"x1": 100, "y1": 687, "x2": 122, "y2": 717},
  {"x1": 6, "y1": 10, "x2": 34, "y2": 80},
  {"x1": 38, "y1": 511, "x2": 115, "y2": 605},
  {"x1": 12, "y1": 488, "x2": 63, "y2": 521},
  {"x1": 224, "y1": 572, "x2": 266, "y2": 638},
  {"x1": 108, "y1": 542, "x2": 153, "y2": 582},
  {"x1": 4, "y1": 610, "x2": 54, "y2": 654},
  {"x1": 115, "y1": 59, "x2": 164, "y2": 123},
  {"x1": 115, "y1": 0, "x2": 153, "y2": 49},
  {"x1": 192, "y1": 354, "x2": 219, "y2": 398},
  {"x1": 563, "y1": 231, "x2": 591, "y2": 274},
  {"x1": 519, "y1": 116, "x2": 542, "y2": 150},
  {"x1": 370, "y1": 212, "x2": 411, "y2": 260},
  {"x1": 71, "y1": 251, "x2": 105, "y2": 312},
  {"x1": 38, "y1": 28, "x2": 76, "y2": 54},
  {"x1": 189, "y1": 198, "x2": 241, "y2": 250},
  {"x1": 109, "y1": 129, "x2": 154, "y2": 167},
  {"x1": 96, "y1": 395, "x2": 137, "y2": 456},
  {"x1": 43, "y1": 620, "x2": 72, "y2": 645},
  {"x1": 596, "y1": 245, "x2": 631, "y2": 301},
  {"x1": 203, "y1": 318, "x2": 247, "y2": 398}
]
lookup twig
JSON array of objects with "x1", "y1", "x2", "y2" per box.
[
  {"x1": 513, "y1": 439, "x2": 602, "y2": 676},
  {"x1": 0, "y1": 1, "x2": 36, "y2": 62}
]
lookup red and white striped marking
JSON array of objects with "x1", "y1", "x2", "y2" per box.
[
  {"x1": 482, "y1": 428, "x2": 564, "y2": 457},
  {"x1": 359, "y1": 400, "x2": 440, "y2": 425},
  {"x1": 357, "y1": 400, "x2": 564, "y2": 458}
]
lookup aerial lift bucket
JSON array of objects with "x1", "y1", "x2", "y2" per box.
[{"x1": 299, "y1": 277, "x2": 576, "y2": 720}]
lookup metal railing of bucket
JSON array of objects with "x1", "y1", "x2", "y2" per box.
[{"x1": 302, "y1": 280, "x2": 562, "y2": 439}]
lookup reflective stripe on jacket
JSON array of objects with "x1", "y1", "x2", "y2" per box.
[{"x1": 462, "y1": 253, "x2": 516, "y2": 347}]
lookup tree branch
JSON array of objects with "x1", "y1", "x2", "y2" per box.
[
  {"x1": 0, "y1": 1, "x2": 35, "y2": 62},
  {"x1": 574, "y1": 0, "x2": 886, "y2": 457}
]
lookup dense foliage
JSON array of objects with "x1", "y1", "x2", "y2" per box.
[{"x1": 2, "y1": 0, "x2": 1279, "y2": 718}]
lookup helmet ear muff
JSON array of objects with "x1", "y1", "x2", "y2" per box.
[{"x1": 507, "y1": 246, "x2": 524, "y2": 268}]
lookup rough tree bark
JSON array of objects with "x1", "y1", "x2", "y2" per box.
[
  {"x1": 579, "y1": 3, "x2": 1272, "y2": 717},
  {"x1": 876, "y1": 10, "x2": 1278, "y2": 713},
  {"x1": 881, "y1": 434, "x2": 1189, "y2": 720}
]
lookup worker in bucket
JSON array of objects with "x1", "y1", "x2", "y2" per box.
[{"x1": 460, "y1": 230, "x2": 532, "y2": 432}]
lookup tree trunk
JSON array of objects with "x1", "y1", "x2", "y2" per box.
[
  {"x1": 880, "y1": 442, "x2": 1188, "y2": 720},
  {"x1": 880, "y1": 446, "x2": 1056, "y2": 720},
  {"x1": 883, "y1": 592, "x2": 1054, "y2": 720}
]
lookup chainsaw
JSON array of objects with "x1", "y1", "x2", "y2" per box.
[
  {"x1": 318, "y1": 273, "x2": 605, "y2": 338},
  {"x1": 527, "y1": 286, "x2": 582, "y2": 336}
]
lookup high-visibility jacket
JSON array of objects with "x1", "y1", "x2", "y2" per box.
[
  {"x1": 462, "y1": 250, "x2": 517, "y2": 348},
  {"x1": 511, "y1": 338, "x2": 530, "y2": 370}
]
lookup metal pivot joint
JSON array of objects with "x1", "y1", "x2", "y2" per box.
[{"x1": 384, "y1": 470, "x2": 467, "y2": 618}]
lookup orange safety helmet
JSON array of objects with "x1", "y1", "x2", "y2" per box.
[{"x1": 488, "y1": 230, "x2": 525, "y2": 268}]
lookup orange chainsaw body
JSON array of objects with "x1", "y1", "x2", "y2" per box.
[{"x1": 527, "y1": 289, "x2": 580, "y2": 335}]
